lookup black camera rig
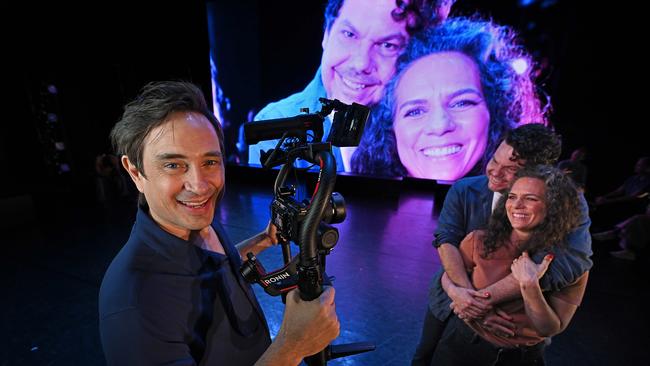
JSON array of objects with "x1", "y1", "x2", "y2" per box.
[
  {"x1": 239, "y1": 98, "x2": 373, "y2": 365},
  {"x1": 244, "y1": 98, "x2": 369, "y2": 169}
]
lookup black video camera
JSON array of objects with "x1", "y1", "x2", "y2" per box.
[
  {"x1": 240, "y1": 98, "x2": 374, "y2": 365},
  {"x1": 244, "y1": 98, "x2": 370, "y2": 168},
  {"x1": 244, "y1": 98, "x2": 368, "y2": 250},
  {"x1": 272, "y1": 187, "x2": 346, "y2": 250}
]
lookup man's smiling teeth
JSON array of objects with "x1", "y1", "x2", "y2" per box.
[
  {"x1": 422, "y1": 145, "x2": 462, "y2": 157},
  {"x1": 179, "y1": 199, "x2": 209, "y2": 208},
  {"x1": 489, "y1": 176, "x2": 507, "y2": 185},
  {"x1": 341, "y1": 76, "x2": 368, "y2": 90}
]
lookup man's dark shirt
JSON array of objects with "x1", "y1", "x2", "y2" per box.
[
  {"x1": 99, "y1": 207, "x2": 271, "y2": 365},
  {"x1": 557, "y1": 159, "x2": 587, "y2": 189}
]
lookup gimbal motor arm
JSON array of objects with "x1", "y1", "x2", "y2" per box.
[{"x1": 240, "y1": 98, "x2": 374, "y2": 365}]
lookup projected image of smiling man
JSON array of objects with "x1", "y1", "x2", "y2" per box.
[
  {"x1": 320, "y1": 0, "x2": 409, "y2": 106},
  {"x1": 247, "y1": 0, "x2": 454, "y2": 171}
]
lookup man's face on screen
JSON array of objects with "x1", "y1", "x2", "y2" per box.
[{"x1": 321, "y1": 0, "x2": 408, "y2": 107}]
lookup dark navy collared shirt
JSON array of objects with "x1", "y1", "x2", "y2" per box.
[{"x1": 99, "y1": 207, "x2": 271, "y2": 366}]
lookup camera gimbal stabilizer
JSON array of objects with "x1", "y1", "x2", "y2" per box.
[{"x1": 239, "y1": 98, "x2": 374, "y2": 365}]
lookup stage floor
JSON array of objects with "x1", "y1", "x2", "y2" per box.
[{"x1": 2, "y1": 176, "x2": 648, "y2": 365}]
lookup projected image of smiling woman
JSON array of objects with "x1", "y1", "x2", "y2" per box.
[
  {"x1": 351, "y1": 17, "x2": 547, "y2": 182},
  {"x1": 393, "y1": 51, "x2": 489, "y2": 181}
]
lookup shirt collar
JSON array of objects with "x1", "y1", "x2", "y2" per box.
[
  {"x1": 134, "y1": 206, "x2": 228, "y2": 273},
  {"x1": 491, "y1": 191, "x2": 503, "y2": 212}
]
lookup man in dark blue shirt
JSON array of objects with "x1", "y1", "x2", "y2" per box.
[{"x1": 100, "y1": 81, "x2": 339, "y2": 366}]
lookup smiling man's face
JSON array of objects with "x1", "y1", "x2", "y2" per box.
[
  {"x1": 320, "y1": 0, "x2": 408, "y2": 106},
  {"x1": 123, "y1": 111, "x2": 224, "y2": 239}
]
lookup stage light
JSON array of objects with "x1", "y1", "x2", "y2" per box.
[
  {"x1": 519, "y1": 0, "x2": 536, "y2": 7},
  {"x1": 511, "y1": 58, "x2": 529, "y2": 75}
]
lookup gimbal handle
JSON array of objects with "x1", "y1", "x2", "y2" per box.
[
  {"x1": 273, "y1": 147, "x2": 336, "y2": 366},
  {"x1": 274, "y1": 148, "x2": 336, "y2": 301}
]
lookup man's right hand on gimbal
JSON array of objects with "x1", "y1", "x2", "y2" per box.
[
  {"x1": 284, "y1": 286, "x2": 339, "y2": 357},
  {"x1": 259, "y1": 286, "x2": 339, "y2": 365}
]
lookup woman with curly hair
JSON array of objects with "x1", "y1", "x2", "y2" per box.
[
  {"x1": 433, "y1": 165, "x2": 588, "y2": 365},
  {"x1": 351, "y1": 16, "x2": 547, "y2": 182}
]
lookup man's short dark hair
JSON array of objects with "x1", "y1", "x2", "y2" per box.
[
  {"x1": 505, "y1": 123, "x2": 561, "y2": 166},
  {"x1": 110, "y1": 81, "x2": 224, "y2": 177},
  {"x1": 323, "y1": 0, "x2": 453, "y2": 36}
]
